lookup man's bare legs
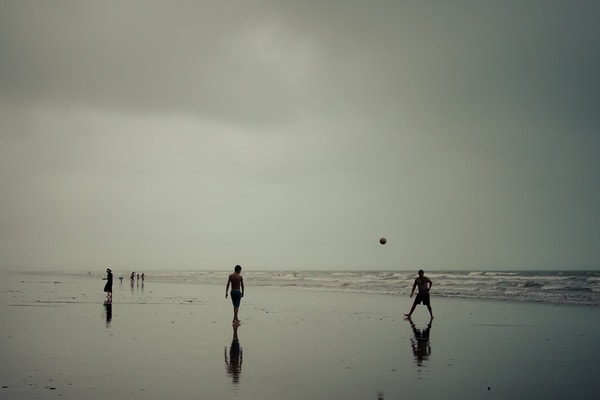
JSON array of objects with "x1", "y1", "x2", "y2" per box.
[
  {"x1": 233, "y1": 307, "x2": 240, "y2": 325},
  {"x1": 405, "y1": 303, "x2": 433, "y2": 319}
]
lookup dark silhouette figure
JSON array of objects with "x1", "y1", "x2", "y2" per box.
[
  {"x1": 224, "y1": 323, "x2": 242, "y2": 385},
  {"x1": 103, "y1": 268, "x2": 113, "y2": 302},
  {"x1": 405, "y1": 269, "x2": 433, "y2": 319},
  {"x1": 225, "y1": 265, "x2": 244, "y2": 324}
]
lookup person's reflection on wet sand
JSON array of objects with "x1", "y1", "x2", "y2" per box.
[
  {"x1": 407, "y1": 317, "x2": 432, "y2": 366},
  {"x1": 103, "y1": 302, "x2": 112, "y2": 328},
  {"x1": 224, "y1": 323, "x2": 242, "y2": 385}
]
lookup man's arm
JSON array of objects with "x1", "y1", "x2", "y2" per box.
[
  {"x1": 409, "y1": 280, "x2": 417, "y2": 298},
  {"x1": 427, "y1": 278, "x2": 433, "y2": 291},
  {"x1": 240, "y1": 277, "x2": 244, "y2": 297},
  {"x1": 226, "y1": 277, "x2": 231, "y2": 298}
]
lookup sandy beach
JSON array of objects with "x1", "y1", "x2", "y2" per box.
[{"x1": 1, "y1": 271, "x2": 599, "y2": 400}]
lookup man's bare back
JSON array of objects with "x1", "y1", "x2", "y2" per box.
[{"x1": 228, "y1": 273, "x2": 243, "y2": 290}]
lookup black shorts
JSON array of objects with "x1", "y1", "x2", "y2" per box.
[
  {"x1": 414, "y1": 293, "x2": 430, "y2": 306},
  {"x1": 230, "y1": 290, "x2": 242, "y2": 308}
]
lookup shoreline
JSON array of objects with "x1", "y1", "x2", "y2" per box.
[{"x1": 4, "y1": 268, "x2": 598, "y2": 307}]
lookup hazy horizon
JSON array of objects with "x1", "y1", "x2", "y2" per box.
[
  {"x1": 1, "y1": 1, "x2": 599, "y2": 272},
  {"x1": 3, "y1": 265, "x2": 599, "y2": 274}
]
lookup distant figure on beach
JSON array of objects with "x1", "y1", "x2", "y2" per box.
[
  {"x1": 226, "y1": 265, "x2": 244, "y2": 325},
  {"x1": 103, "y1": 268, "x2": 113, "y2": 302},
  {"x1": 224, "y1": 323, "x2": 242, "y2": 384},
  {"x1": 405, "y1": 269, "x2": 433, "y2": 319},
  {"x1": 118, "y1": 276, "x2": 123, "y2": 283},
  {"x1": 130, "y1": 272, "x2": 135, "y2": 282},
  {"x1": 141, "y1": 272, "x2": 145, "y2": 282}
]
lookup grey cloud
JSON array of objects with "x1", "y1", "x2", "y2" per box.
[
  {"x1": 0, "y1": 1, "x2": 310, "y2": 126},
  {"x1": 3, "y1": 1, "x2": 599, "y2": 131}
]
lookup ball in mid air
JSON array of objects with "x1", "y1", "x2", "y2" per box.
[{"x1": 379, "y1": 237, "x2": 387, "y2": 245}]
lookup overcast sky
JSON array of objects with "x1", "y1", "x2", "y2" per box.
[{"x1": 1, "y1": 1, "x2": 598, "y2": 272}]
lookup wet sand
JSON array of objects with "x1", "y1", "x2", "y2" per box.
[{"x1": 1, "y1": 271, "x2": 599, "y2": 399}]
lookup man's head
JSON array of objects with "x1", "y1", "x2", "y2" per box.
[
  {"x1": 418, "y1": 269, "x2": 424, "y2": 276},
  {"x1": 234, "y1": 265, "x2": 242, "y2": 273}
]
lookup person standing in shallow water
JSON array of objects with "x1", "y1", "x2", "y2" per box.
[
  {"x1": 103, "y1": 268, "x2": 113, "y2": 302},
  {"x1": 226, "y1": 265, "x2": 244, "y2": 325},
  {"x1": 405, "y1": 269, "x2": 433, "y2": 320}
]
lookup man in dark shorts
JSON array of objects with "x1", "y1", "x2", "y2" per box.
[
  {"x1": 226, "y1": 265, "x2": 244, "y2": 325},
  {"x1": 404, "y1": 269, "x2": 433, "y2": 319}
]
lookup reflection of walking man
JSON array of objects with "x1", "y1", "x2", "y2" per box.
[
  {"x1": 405, "y1": 269, "x2": 433, "y2": 319},
  {"x1": 226, "y1": 265, "x2": 244, "y2": 325},
  {"x1": 224, "y1": 323, "x2": 242, "y2": 384}
]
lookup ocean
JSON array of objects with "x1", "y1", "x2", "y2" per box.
[{"x1": 50, "y1": 269, "x2": 600, "y2": 306}]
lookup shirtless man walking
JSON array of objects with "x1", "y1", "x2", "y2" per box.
[
  {"x1": 226, "y1": 265, "x2": 244, "y2": 325},
  {"x1": 405, "y1": 269, "x2": 433, "y2": 320}
]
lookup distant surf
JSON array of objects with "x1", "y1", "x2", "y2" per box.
[{"x1": 46, "y1": 269, "x2": 600, "y2": 306}]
